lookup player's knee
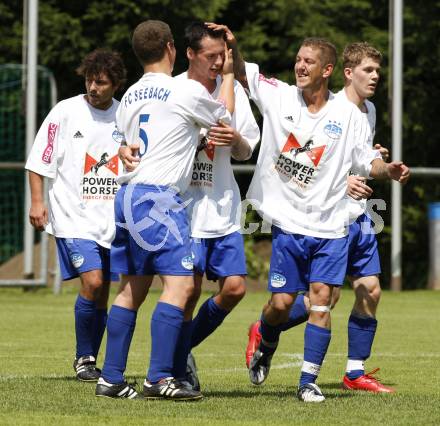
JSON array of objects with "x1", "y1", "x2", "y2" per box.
[
  {"x1": 221, "y1": 277, "x2": 246, "y2": 302},
  {"x1": 354, "y1": 277, "x2": 381, "y2": 305},
  {"x1": 269, "y1": 294, "x2": 293, "y2": 317},
  {"x1": 81, "y1": 278, "x2": 104, "y2": 301}
]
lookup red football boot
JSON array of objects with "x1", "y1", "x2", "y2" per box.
[
  {"x1": 245, "y1": 320, "x2": 262, "y2": 368},
  {"x1": 342, "y1": 368, "x2": 395, "y2": 393}
]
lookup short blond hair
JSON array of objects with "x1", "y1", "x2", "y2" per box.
[
  {"x1": 343, "y1": 42, "x2": 382, "y2": 69},
  {"x1": 301, "y1": 37, "x2": 337, "y2": 67}
]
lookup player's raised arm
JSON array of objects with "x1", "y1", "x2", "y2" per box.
[
  {"x1": 217, "y1": 43, "x2": 235, "y2": 114},
  {"x1": 205, "y1": 22, "x2": 248, "y2": 90}
]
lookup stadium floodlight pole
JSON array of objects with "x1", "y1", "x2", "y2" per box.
[
  {"x1": 391, "y1": 0, "x2": 403, "y2": 291},
  {"x1": 23, "y1": 0, "x2": 39, "y2": 278}
]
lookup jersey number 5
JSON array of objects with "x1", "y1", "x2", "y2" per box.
[{"x1": 138, "y1": 114, "x2": 150, "y2": 157}]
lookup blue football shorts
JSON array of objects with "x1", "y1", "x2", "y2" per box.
[
  {"x1": 346, "y1": 213, "x2": 381, "y2": 277},
  {"x1": 56, "y1": 237, "x2": 117, "y2": 281},
  {"x1": 268, "y1": 225, "x2": 349, "y2": 293},
  {"x1": 191, "y1": 231, "x2": 247, "y2": 281},
  {"x1": 111, "y1": 184, "x2": 194, "y2": 276}
]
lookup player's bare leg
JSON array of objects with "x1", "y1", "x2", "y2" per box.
[
  {"x1": 248, "y1": 292, "x2": 296, "y2": 385},
  {"x1": 343, "y1": 275, "x2": 394, "y2": 393}
]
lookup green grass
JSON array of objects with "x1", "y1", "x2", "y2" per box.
[{"x1": 1, "y1": 287, "x2": 440, "y2": 425}]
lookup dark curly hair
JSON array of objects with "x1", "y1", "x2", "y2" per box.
[{"x1": 76, "y1": 48, "x2": 127, "y2": 89}]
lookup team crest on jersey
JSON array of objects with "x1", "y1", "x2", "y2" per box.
[
  {"x1": 275, "y1": 131, "x2": 326, "y2": 190},
  {"x1": 323, "y1": 121, "x2": 342, "y2": 140},
  {"x1": 192, "y1": 136, "x2": 215, "y2": 188},
  {"x1": 71, "y1": 253, "x2": 84, "y2": 268},
  {"x1": 270, "y1": 272, "x2": 286, "y2": 288},
  {"x1": 112, "y1": 129, "x2": 124, "y2": 144},
  {"x1": 181, "y1": 255, "x2": 194, "y2": 271}
]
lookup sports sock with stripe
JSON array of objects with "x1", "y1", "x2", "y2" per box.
[
  {"x1": 101, "y1": 305, "x2": 137, "y2": 384},
  {"x1": 300, "y1": 323, "x2": 331, "y2": 387},
  {"x1": 190, "y1": 297, "x2": 228, "y2": 348},
  {"x1": 74, "y1": 294, "x2": 96, "y2": 358},
  {"x1": 280, "y1": 294, "x2": 309, "y2": 331},
  {"x1": 147, "y1": 302, "x2": 184, "y2": 383},
  {"x1": 346, "y1": 313, "x2": 377, "y2": 380}
]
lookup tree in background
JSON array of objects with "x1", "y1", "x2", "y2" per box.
[{"x1": 0, "y1": 0, "x2": 439, "y2": 288}]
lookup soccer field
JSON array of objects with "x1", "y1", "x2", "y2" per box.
[{"x1": 1, "y1": 287, "x2": 439, "y2": 425}]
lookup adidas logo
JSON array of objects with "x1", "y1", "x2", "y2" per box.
[
  {"x1": 73, "y1": 131, "x2": 84, "y2": 138},
  {"x1": 284, "y1": 116, "x2": 294, "y2": 122}
]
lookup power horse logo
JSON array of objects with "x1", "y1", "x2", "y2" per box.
[{"x1": 84, "y1": 152, "x2": 118, "y2": 176}]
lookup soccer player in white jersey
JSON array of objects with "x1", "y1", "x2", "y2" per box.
[
  {"x1": 26, "y1": 49, "x2": 126, "y2": 381},
  {"x1": 208, "y1": 24, "x2": 409, "y2": 402},
  {"x1": 337, "y1": 42, "x2": 395, "y2": 393},
  {"x1": 118, "y1": 22, "x2": 260, "y2": 391},
  {"x1": 95, "y1": 20, "x2": 234, "y2": 400},
  {"x1": 246, "y1": 42, "x2": 395, "y2": 394},
  {"x1": 175, "y1": 22, "x2": 259, "y2": 390}
]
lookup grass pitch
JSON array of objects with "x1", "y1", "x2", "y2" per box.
[{"x1": 0, "y1": 286, "x2": 439, "y2": 425}]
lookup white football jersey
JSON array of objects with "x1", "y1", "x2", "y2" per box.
[
  {"x1": 245, "y1": 63, "x2": 381, "y2": 238},
  {"x1": 176, "y1": 72, "x2": 260, "y2": 238},
  {"x1": 25, "y1": 95, "x2": 121, "y2": 248},
  {"x1": 338, "y1": 89, "x2": 377, "y2": 222},
  {"x1": 116, "y1": 72, "x2": 229, "y2": 194}
]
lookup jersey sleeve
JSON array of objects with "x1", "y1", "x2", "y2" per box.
[
  {"x1": 231, "y1": 80, "x2": 260, "y2": 158},
  {"x1": 25, "y1": 102, "x2": 63, "y2": 179},
  {"x1": 245, "y1": 62, "x2": 281, "y2": 114},
  {"x1": 190, "y1": 81, "x2": 231, "y2": 129},
  {"x1": 351, "y1": 108, "x2": 382, "y2": 177}
]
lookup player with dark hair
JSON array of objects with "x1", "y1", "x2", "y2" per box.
[
  {"x1": 208, "y1": 24, "x2": 409, "y2": 402},
  {"x1": 26, "y1": 48, "x2": 126, "y2": 381},
  {"x1": 95, "y1": 19, "x2": 235, "y2": 400},
  {"x1": 173, "y1": 21, "x2": 259, "y2": 390}
]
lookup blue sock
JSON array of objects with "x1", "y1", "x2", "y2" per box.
[
  {"x1": 147, "y1": 302, "x2": 184, "y2": 382},
  {"x1": 280, "y1": 294, "x2": 309, "y2": 331},
  {"x1": 259, "y1": 316, "x2": 282, "y2": 355},
  {"x1": 346, "y1": 314, "x2": 377, "y2": 380},
  {"x1": 173, "y1": 320, "x2": 194, "y2": 379},
  {"x1": 101, "y1": 305, "x2": 137, "y2": 384},
  {"x1": 92, "y1": 308, "x2": 108, "y2": 359},
  {"x1": 74, "y1": 295, "x2": 96, "y2": 359},
  {"x1": 300, "y1": 323, "x2": 331, "y2": 387},
  {"x1": 191, "y1": 298, "x2": 228, "y2": 348}
]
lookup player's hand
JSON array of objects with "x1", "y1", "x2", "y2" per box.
[
  {"x1": 347, "y1": 175, "x2": 373, "y2": 200},
  {"x1": 119, "y1": 144, "x2": 140, "y2": 172},
  {"x1": 386, "y1": 161, "x2": 410, "y2": 184},
  {"x1": 222, "y1": 45, "x2": 233, "y2": 76},
  {"x1": 208, "y1": 121, "x2": 241, "y2": 147},
  {"x1": 29, "y1": 201, "x2": 48, "y2": 231},
  {"x1": 374, "y1": 144, "x2": 389, "y2": 161},
  {"x1": 205, "y1": 23, "x2": 237, "y2": 49}
]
